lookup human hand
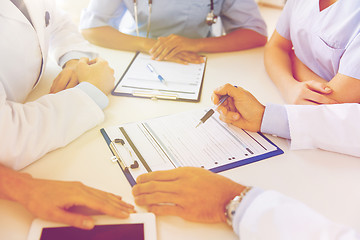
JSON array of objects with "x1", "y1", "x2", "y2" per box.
[
  {"x1": 166, "y1": 51, "x2": 205, "y2": 65},
  {"x1": 132, "y1": 167, "x2": 245, "y2": 223},
  {"x1": 284, "y1": 80, "x2": 337, "y2": 105},
  {"x1": 50, "y1": 59, "x2": 80, "y2": 93},
  {"x1": 150, "y1": 34, "x2": 198, "y2": 61},
  {"x1": 18, "y1": 176, "x2": 135, "y2": 230},
  {"x1": 212, "y1": 84, "x2": 265, "y2": 132},
  {"x1": 75, "y1": 57, "x2": 115, "y2": 95}
]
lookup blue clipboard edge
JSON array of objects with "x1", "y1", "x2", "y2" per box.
[
  {"x1": 100, "y1": 129, "x2": 284, "y2": 187},
  {"x1": 209, "y1": 132, "x2": 284, "y2": 173},
  {"x1": 111, "y1": 52, "x2": 207, "y2": 103},
  {"x1": 100, "y1": 128, "x2": 137, "y2": 186}
]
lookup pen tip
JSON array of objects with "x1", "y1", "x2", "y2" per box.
[{"x1": 195, "y1": 122, "x2": 201, "y2": 128}]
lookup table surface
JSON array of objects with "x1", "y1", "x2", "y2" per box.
[{"x1": 1, "y1": 46, "x2": 360, "y2": 240}]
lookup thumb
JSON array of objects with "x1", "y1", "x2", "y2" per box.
[
  {"x1": 308, "y1": 82, "x2": 332, "y2": 94},
  {"x1": 47, "y1": 209, "x2": 95, "y2": 230}
]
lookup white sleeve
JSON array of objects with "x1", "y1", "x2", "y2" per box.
[
  {"x1": 49, "y1": 2, "x2": 97, "y2": 65},
  {"x1": 285, "y1": 103, "x2": 360, "y2": 157},
  {"x1": 0, "y1": 82, "x2": 104, "y2": 170},
  {"x1": 238, "y1": 190, "x2": 360, "y2": 240}
]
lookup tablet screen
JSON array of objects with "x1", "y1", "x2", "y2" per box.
[{"x1": 40, "y1": 223, "x2": 144, "y2": 240}]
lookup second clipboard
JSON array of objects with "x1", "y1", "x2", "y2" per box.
[{"x1": 112, "y1": 52, "x2": 207, "y2": 102}]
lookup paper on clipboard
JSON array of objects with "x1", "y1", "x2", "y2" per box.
[
  {"x1": 101, "y1": 109, "x2": 283, "y2": 186},
  {"x1": 112, "y1": 52, "x2": 206, "y2": 102}
]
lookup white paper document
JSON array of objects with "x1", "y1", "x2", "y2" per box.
[
  {"x1": 112, "y1": 52, "x2": 206, "y2": 101},
  {"x1": 101, "y1": 109, "x2": 283, "y2": 185}
]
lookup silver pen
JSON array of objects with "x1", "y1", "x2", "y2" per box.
[{"x1": 195, "y1": 95, "x2": 230, "y2": 128}]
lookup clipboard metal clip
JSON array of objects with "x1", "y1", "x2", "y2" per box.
[
  {"x1": 109, "y1": 138, "x2": 139, "y2": 171},
  {"x1": 132, "y1": 90, "x2": 178, "y2": 100}
]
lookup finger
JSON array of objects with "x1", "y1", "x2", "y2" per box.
[
  {"x1": 132, "y1": 181, "x2": 180, "y2": 197},
  {"x1": 175, "y1": 52, "x2": 203, "y2": 64},
  {"x1": 79, "y1": 196, "x2": 133, "y2": 219},
  {"x1": 213, "y1": 84, "x2": 243, "y2": 102},
  {"x1": 134, "y1": 192, "x2": 180, "y2": 206},
  {"x1": 304, "y1": 90, "x2": 338, "y2": 104},
  {"x1": 50, "y1": 71, "x2": 72, "y2": 93},
  {"x1": 64, "y1": 73, "x2": 79, "y2": 89},
  {"x1": 157, "y1": 46, "x2": 178, "y2": 61},
  {"x1": 45, "y1": 208, "x2": 96, "y2": 230},
  {"x1": 307, "y1": 82, "x2": 332, "y2": 94},
  {"x1": 217, "y1": 107, "x2": 240, "y2": 122},
  {"x1": 148, "y1": 204, "x2": 184, "y2": 217},
  {"x1": 218, "y1": 112, "x2": 240, "y2": 124},
  {"x1": 149, "y1": 37, "x2": 165, "y2": 54},
  {"x1": 78, "y1": 57, "x2": 90, "y2": 64},
  {"x1": 50, "y1": 75, "x2": 60, "y2": 93},
  {"x1": 162, "y1": 46, "x2": 182, "y2": 61},
  {"x1": 136, "y1": 168, "x2": 182, "y2": 183}
]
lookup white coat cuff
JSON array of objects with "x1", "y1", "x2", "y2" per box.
[
  {"x1": 261, "y1": 104, "x2": 291, "y2": 139},
  {"x1": 76, "y1": 82, "x2": 109, "y2": 110},
  {"x1": 59, "y1": 51, "x2": 96, "y2": 68},
  {"x1": 232, "y1": 187, "x2": 264, "y2": 236}
]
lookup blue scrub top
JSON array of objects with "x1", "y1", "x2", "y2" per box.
[{"x1": 79, "y1": 0, "x2": 267, "y2": 39}]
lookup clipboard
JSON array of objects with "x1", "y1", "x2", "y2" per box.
[
  {"x1": 100, "y1": 109, "x2": 283, "y2": 186},
  {"x1": 112, "y1": 52, "x2": 206, "y2": 102}
]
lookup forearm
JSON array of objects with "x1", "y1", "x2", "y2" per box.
[
  {"x1": 81, "y1": 26, "x2": 156, "y2": 53},
  {"x1": 264, "y1": 43, "x2": 297, "y2": 94},
  {"x1": 290, "y1": 51, "x2": 327, "y2": 84},
  {"x1": 194, "y1": 29, "x2": 266, "y2": 53},
  {"x1": 0, "y1": 164, "x2": 32, "y2": 203}
]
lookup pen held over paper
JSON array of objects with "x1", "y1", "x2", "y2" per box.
[{"x1": 195, "y1": 95, "x2": 230, "y2": 128}]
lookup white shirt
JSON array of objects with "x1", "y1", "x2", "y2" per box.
[
  {"x1": 0, "y1": 0, "x2": 106, "y2": 170},
  {"x1": 261, "y1": 103, "x2": 360, "y2": 157},
  {"x1": 79, "y1": 0, "x2": 267, "y2": 39},
  {"x1": 276, "y1": 0, "x2": 360, "y2": 81}
]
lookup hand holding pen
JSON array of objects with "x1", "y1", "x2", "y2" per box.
[{"x1": 206, "y1": 84, "x2": 265, "y2": 132}]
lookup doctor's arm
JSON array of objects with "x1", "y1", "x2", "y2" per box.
[
  {"x1": 0, "y1": 164, "x2": 135, "y2": 229},
  {"x1": 212, "y1": 84, "x2": 360, "y2": 157},
  {"x1": 132, "y1": 167, "x2": 359, "y2": 240}
]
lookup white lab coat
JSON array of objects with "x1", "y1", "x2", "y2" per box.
[
  {"x1": 286, "y1": 104, "x2": 360, "y2": 157},
  {"x1": 0, "y1": 0, "x2": 104, "y2": 170},
  {"x1": 239, "y1": 190, "x2": 360, "y2": 240}
]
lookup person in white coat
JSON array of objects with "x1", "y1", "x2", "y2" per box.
[
  {"x1": 132, "y1": 84, "x2": 360, "y2": 239},
  {"x1": 1, "y1": 0, "x2": 115, "y2": 170}
]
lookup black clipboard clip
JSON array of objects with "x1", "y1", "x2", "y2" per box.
[
  {"x1": 109, "y1": 138, "x2": 139, "y2": 171},
  {"x1": 132, "y1": 90, "x2": 178, "y2": 100}
]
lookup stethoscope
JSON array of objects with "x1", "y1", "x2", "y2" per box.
[{"x1": 133, "y1": 0, "x2": 218, "y2": 38}]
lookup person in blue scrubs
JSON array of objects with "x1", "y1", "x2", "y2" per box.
[{"x1": 79, "y1": 0, "x2": 267, "y2": 64}]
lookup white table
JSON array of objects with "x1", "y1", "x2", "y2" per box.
[{"x1": 1, "y1": 46, "x2": 360, "y2": 240}]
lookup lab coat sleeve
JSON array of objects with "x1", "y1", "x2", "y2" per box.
[
  {"x1": 238, "y1": 190, "x2": 360, "y2": 240},
  {"x1": 0, "y1": 82, "x2": 104, "y2": 170},
  {"x1": 285, "y1": 103, "x2": 360, "y2": 157},
  {"x1": 49, "y1": 3, "x2": 97, "y2": 65}
]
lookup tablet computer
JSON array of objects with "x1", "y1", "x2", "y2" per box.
[{"x1": 27, "y1": 213, "x2": 156, "y2": 240}]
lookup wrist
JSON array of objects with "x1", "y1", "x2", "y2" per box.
[
  {"x1": 142, "y1": 38, "x2": 156, "y2": 53},
  {"x1": 0, "y1": 168, "x2": 33, "y2": 203},
  {"x1": 224, "y1": 186, "x2": 252, "y2": 226}
]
